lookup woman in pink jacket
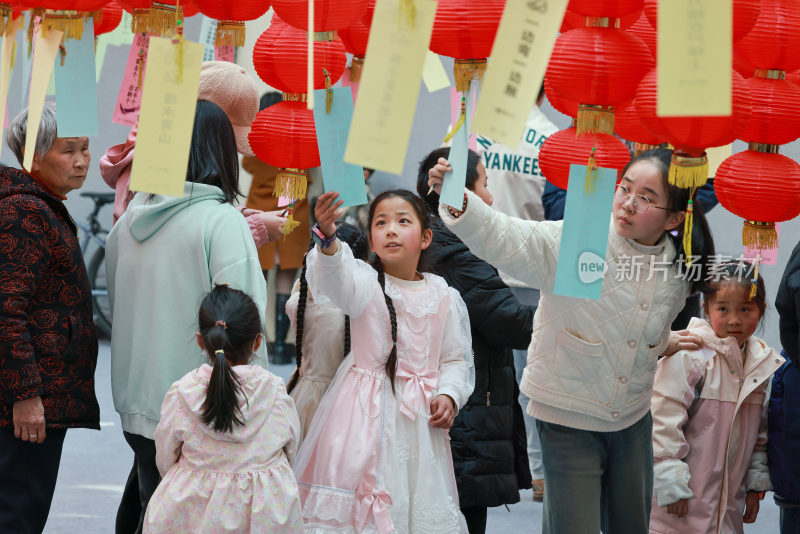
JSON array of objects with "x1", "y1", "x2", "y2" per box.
[{"x1": 650, "y1": 261, "x2": 784, "y2": 534}]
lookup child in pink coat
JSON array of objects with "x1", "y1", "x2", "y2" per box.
[
  {"x1": 650, "y1": 262, "x2": 784, "y2": 534},
  {"x1": 144, "y1": 286, "x2": 303, "y2": 533}
]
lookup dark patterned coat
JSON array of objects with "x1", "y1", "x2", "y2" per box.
[{"x1": 0, "y1": 167, "x2": 99, "y2": 430}]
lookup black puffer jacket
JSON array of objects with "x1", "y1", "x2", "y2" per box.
[{"x1": 421, "y1": 217, "x2": 534, "y2": 508}]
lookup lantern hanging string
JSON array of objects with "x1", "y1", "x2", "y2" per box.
[
  {"x1": 442, "y1": 93, "x2": 466, "y2": 144},
  {"x1": 585, "y1": 146, "x2": 598, "y2": 196},
  {"x1": 683, "y1": 189, "x2": 697, "y2": 264}
]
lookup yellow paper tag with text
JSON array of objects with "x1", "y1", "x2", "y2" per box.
[
  {"x1": 422, "y1": 51, "x2": 450, "y2": 93},
  {"x1": 130, "y1": 37, "x2": 203, "y2": 197},
  {"x1": 0, "y1": 17, "x2": 23, "y2": 161},
  {"x1": 344, "y1": 0, "x2": 436, "y2": 174},
  {"x1": 706, "y1": 144, "x2": 732, "y2": 178},
  {"x1": 472, "y1": 0, "x2": 568, "y2": 148},
  {"x1": 24, "y1": 27, "x2": 63, "y2": 172},
  {"x1": 657, "y1": 0, "x2": 731, "y2": 116}
]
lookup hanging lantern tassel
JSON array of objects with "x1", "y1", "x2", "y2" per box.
[
  {"x1": 0, "y1": 3, "x2": 11, "y2": 36},
  {"x1": 215, "y1": 21, "x2": 245, "y2": 47},
  {"x1": 750, "y1": 259, "x2": 760, "y2": 299},
  {"x1": 131, "y1": 9, "x2": 149, "y2": 33},
  {"x1": 682, "y1": 191, "x2": 696, "y2": 264},
  {"x1": 669, "y1": 151, "x2": 709, "y2": 189},
  {"x1": 585, "y1": 146, "x2": 598, "y2": 196},
  {"x1": 173, "y1": 19, "x2": 184, "y2": 84},
  {"x1": 453, "y1": 58, "x2": 486, "y2": 93},
  {"x1": 349, "y1": 56, "x2": 364, "y2": 83},
  {"x1": 274, "y1": 168, "x2": 308, "y2": 201},
  {"x1": 281, "y1": 202, "x2": 301, "y2": 236},
  {"x1": 742, "y1": 220, "x2": 778, "y2": 252},
  {"x1": 323, "y1": 68, "x2": 333, "y2": 114},
  {"x1": 442, "y1": 94, "x2": 466, "y2": 144},
  {"x1": 576, "y1": 104, "x2": 615, "y2": 136},
  {"x1": 136, "y1": 39, "x2": 146, "y2": 89},
  {"x1": 149, "y1": 1, "x2": 182, "y2": 37},
  {"x1": 41, "y1": 11, "x2": 86, "y2": 41}
]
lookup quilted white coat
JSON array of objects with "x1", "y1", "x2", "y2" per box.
[{"x1": 440, "y1": 190, "x2": 689, "y2": 431}]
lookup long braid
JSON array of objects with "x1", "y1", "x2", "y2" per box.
[
  {"x1": 376, "y1": 260, "x2": 398, "y2": 393},
  {"x1": 343, "y1": 315, "x2": 351, "y2": 357},
  {"x1": 286, "y1": 255, "x2": 309, "y2": 394}
]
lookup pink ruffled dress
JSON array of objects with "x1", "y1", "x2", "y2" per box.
[
  {"x1": 144, "y1": 364, "x2": 303, "y2": 533},
  {"x1": 293, "y1": 243, "x2": 474, "y2": 534}
]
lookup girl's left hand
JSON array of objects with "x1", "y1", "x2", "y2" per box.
[
  {"x1": 430, "y1": 395, "x2": 456, "y2": 429},
  {"x1": 743, "y1": 492, "x2": 760, "y2": 523},
  {"x1": 663, "y1": 329, "x2": 703, "y2": 357}
]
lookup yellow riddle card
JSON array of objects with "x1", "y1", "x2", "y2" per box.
[
  {"x1": 344, "y1": 0, "x2": 436, "y2": 174},
  {"x1": 422, "y1": 51, "x2": 450, "y2": 93},
  {"x1": 24, "y1": 27, "x2": 63, "y2": 172},
  {"x1": 657, "y1": 0, "x2": 731, "y2": 117},
  {"x1": 0, "y1": 17, "x2": 23, "y2": 161},
  {"x1": 130, "y1": 37, "x2": 203, "y2": 197},
  {"x1": 706, "y1": 143, "x2": 732, "y2": 178},
  {"x1": 472, "y1": 0, "x2": 568, "y2": 148}
]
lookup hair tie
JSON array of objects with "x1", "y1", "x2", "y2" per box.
[
  {"x1": 215, "y1": 320, "x2": 227, "y2": 330},
  {"x1": 214, "y1": 349, "x2": 225, "y2": 356}
]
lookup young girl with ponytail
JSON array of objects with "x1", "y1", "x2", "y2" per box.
[
  {"x1": 143, "y1": 286, "x2": 303, "y2": 533},
  {"x1": 285, "y1": 222, "x2": 369, "y2": 442},
  {"x1": 293, "y1": 190, "x2": 474, "y2": 533}
]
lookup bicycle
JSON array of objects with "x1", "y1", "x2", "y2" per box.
[{"x1": 76, "y1": 191, "x2": 115, "y2": 338}]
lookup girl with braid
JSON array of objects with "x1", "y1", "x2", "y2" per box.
[
  {"x1": 285, "y1": 222, "x2": 369, "y2": 443},
  {"x1": 293, "y1": 190, "x2": 474, "y2": 533}
]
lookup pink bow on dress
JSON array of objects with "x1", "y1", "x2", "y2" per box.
[
  {"x1": 356, "y1": 479, "x2": 393, "y2": 534},
  {"x1": 396, "y1": 364, "x2": 439, "y2": 421}
]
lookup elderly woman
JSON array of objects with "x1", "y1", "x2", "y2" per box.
[
  {"x1": 0, "y1": 102, "x2": 99, "y2": 534},
  {"x1": 106, "y1": 99, "x2": 270, "y2": 534}
]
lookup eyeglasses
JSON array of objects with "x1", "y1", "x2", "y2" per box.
[{"x1": 614, "y1": 184, "x2": 668, "y2": 214}]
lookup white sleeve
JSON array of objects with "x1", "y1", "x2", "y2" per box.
[
  {"x1": 305, "y1": 240, "x2": 376, "y2": 318},
  {"x1": 436, "y1": 288, "x2": 475, "y2": 413},
  {"x1": 439, "y1": 189, "x2": 563, "y2": 292}
]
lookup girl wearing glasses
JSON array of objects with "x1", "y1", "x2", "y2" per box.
[{"x1": 427, "y1": 148, "x2": 715, "y2": 534}]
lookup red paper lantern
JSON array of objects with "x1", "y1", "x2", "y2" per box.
[
  {"x1": 643, "y1": 0, "x2": 759, "y2": 42},
  {"x1": 716, "y1": 150, "x2": 800, "y2": 223},
  {"x1": 194, "y1": 0, "x2": 271, "y2": 45},
  {"x1": 544, "y1": 75, "x2": 578, "y2": 118},
  {"x1": 626, "y1": 11, "x2": 655, "y2": 57},
  {"x1": 568, "y1": 0, "x2": 642, "y2": 19},
  {"x1": 538, "y1": 127, "x2": 630, "y2": 189},
  {"x1": 39, "y1": 0, "x2": 107, "y2": 10},
  {"x1": 429, "y1": 0, "x2": 505, "y2": 92},
  {"x1": 614, "y1": 99, "x2": 661, "y2": 146},
  {"x1": 339, "y1": 16, "x2": 369, "y2": 58},
  {"x1": 735, "y1": 0, "x2": 800, "y2": 74},
  {"x1": 252, "y1": 17, "x2": 347, "y2": 93},
  {"x1": 787, "y1": 70, "x2": 800, "y2": 86},
  {"x1": 740, "y1": 76, "x2": 800, "y2": 145},
  {"x1": 94, "y1": 1, "x2": 123, "y2": 36},
  {"x1": 271, "y1": 0, "x2": 369, "y2": 31},
  {"x1": 546, "y1": 27, "x2": 653, "y2": 106},
  {"x1": 248, "y1": 101, "x2": 320, "y2": 173},
  {"x1": 182, "y1": 0, "x2": 199, "y2": 17},
  {"x1": 634, "y1": 68, "x2": 752, "y2": 156}
]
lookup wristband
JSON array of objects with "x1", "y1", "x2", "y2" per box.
[{"x1": 312, "y1": 223, "x2": 337, "y2": 249}]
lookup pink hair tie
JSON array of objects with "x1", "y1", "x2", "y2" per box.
[{"x1": 215, "y1": 320, "x2": 227, "y2": 330}]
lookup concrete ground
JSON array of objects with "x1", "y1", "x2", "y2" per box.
[{"x1": 45, "y1": 341, "x2": 780, "y2": 533}]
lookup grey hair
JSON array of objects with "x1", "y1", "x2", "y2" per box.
[{"x1": 7, "y1": 101, "x2": 57, "y2": 167}]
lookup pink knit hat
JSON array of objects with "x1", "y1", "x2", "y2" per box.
[{"x1": 198, "y1": 61, "x2": 259, "y2": 157}]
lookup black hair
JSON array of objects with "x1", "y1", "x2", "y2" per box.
[
  {"x1": 187, "y1": 100, "x2": 242, "y2": 204},
  {"x1": 701, "y1": 260, "x2": 767, "y2": 316},
  {"x1": 620, "y1": 148, "x2": 716, "y2": 292},
  {"x1": 537, "y1": 82, "x2": 545, "y2": 104},
  {"x1": 259, "y1": 92, "x2": 282, "y2": 111},
  {"x1": 198, "y1": 285, "x2": 263, "y2": 433},
  {"x1": 367, "y1": 190, "x2": 433, "y2": 392},
  {"x1": 416, "y1": 146, "x2": 482, "y2": 214},
  {"x1": 286, "y1": 222, "x2": 368, "y2": 394}
]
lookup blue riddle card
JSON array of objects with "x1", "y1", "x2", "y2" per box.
[
  {"x1": 439, "y1": 82, "x2": 474, "y2": 208},
  {"x1": 313, "y1": 86, "x2": 368, "y2": 207},
  {"x1": 553, "y1": 164, "x2": 617, "y2": 300},
  {"x1": 55, "y1": 19, "x2": 98, "y2": 136}
]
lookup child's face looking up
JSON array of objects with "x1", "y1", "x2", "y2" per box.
[
  {"x1": 369, "y1": 196, "x2": 432, "y2": 277},
  {"x1": 703, "y1": 281, "x2": 763, "y2": 346}
]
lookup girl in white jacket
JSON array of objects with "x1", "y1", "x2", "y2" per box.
[{"x1": 428, "y1": 148, "x2": 715, "y2": 534}]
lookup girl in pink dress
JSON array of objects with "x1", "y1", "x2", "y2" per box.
[
  {"x1": 144, "y1": 286, "x2": 303, "y2": 533},
  {"x1": 293, "y1": 190, "x2": 474, "y2": 533}
]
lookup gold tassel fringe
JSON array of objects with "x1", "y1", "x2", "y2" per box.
[
  {"x1": 215, "y1": 21, "x2": 245, "y2": 47},
  {"x1": 442, "y1": 95, "x2": 466, "y2": 144},
  {"x1": 273, "y1": 168, "x2": 308, "y2": 201},
  {"x1": 683, "y1": 192, "x2": 695, "y2": 264},
  {"x1": 586, "y1": 147, "x2": 598, "y2": 196},
  {"x1": 148, "y1": 2, "x2": 182, "y2": 37},
  {"x1": 41, "y1": 11, "x2": 89, "y2": 41},
  {"x1": 281, "y1": 211, "x2": 301, "y2": 236},
  {"x1": 349, "y1": 56, "x2": 364, "y2": 83},
  {"x1": 742, "y1": 220, "x2": 778, "y2": 250},
  {"x1": 576, "y1": 104, "x2": 615, "y2": 135},
  {"x1": 131, "y1": 9, "x2": 149, "y2": 33},
  {"x1": 0, "y1": 4, "x2": 11, "y2": 36},
  {"x1": 453, "y1": 58, "x2": 486, "y2": 93},
  {"x1": 633, "y1": 142, "x2": 658, "y2": 156},
  {"x1": 669, "y1": 152, "x2": 709, "y2": 189}
]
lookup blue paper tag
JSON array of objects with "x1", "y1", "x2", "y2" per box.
[
  {"x1": 55, "y1": 19, "x2": 98, "y2": 137},
  {"x1": 439, "y1": 83, "x2": 473, "y2": 208},
  {"x1": 312, "y1": 86, "x2": 368, "y2": 208},
  {"x1": 553, "y1": 164, "x2": 617, "y2": 300}
]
